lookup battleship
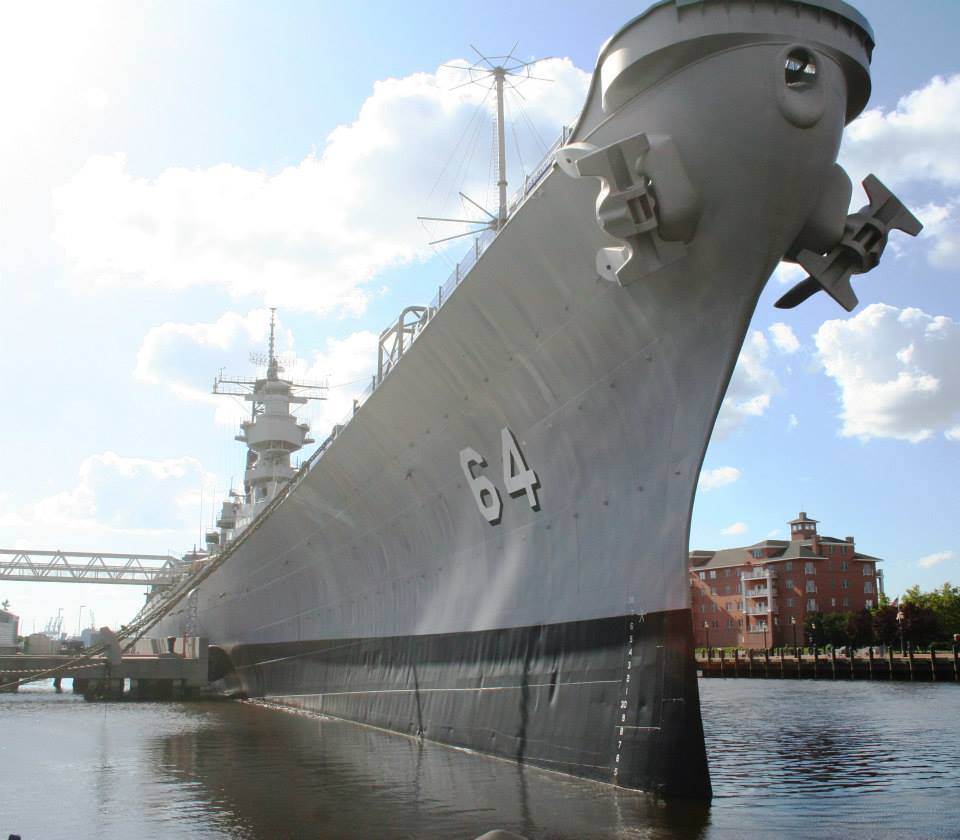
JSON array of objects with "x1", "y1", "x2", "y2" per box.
[{"x1": 139, "y1": 0, "x2": 920, "y2": 799}]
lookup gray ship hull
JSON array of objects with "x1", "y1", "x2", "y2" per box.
[{"x1": 152, "y1": 0, "x2": 877, "y2": 799}]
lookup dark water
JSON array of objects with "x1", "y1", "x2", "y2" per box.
[{"x1": 2, "y1": 680, "x2": 958, "y2": 839}]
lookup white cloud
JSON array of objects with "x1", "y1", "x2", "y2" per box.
[
  {"x1": 136, "y1": 309, "x2": 277, "y2": 426},
  {"x1": 787, "y1": 413, "x2": 799, "y2": 431},
  {"x1": 721, "y1": 522, "x2": 748, "y2": 536},
  {"x1": 840, "y1": 74, "x2": 960, "y2": 268},
  {"x1": 841, "y1": 74, "x2": 960, "y2": 189},
  {"x1": 769, "y1": 322, "x2": 800, "y2": 354},
  {"x1": 2, "y1": 452, "x2": 215, "y2": 551},
  {"x1": 772, "y1": 262, "x2": 806, "y2": 286},
  {"x1": 294, "y1": 330, "x2": 380, "y2": 441},
  {"x1": 136, "y1": 310, "x2": 378, "y2": 439},
  {"x1": 84, "y1": 87, "x2": 108, "y2": 111},
  {"x1": 815, "y1": 303, "x2": 960, "y2": 442},
  {"x1": 913, "y1": 200, "x2": 960, "y2": 268},
  {"x1": 52, "y1": 58, "x2": 589, "y2": 315},
  {"x1": 699, "y1": 466, "x2": 742, "y2": 491},
  {"x1": 918, "y1": 550, "x2": 954, "y2": 569},
  {"x1": 714, "y1": 330, "x2": 780, "y2": 438}
]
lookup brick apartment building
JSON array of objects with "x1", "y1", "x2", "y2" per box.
[{"x1": 689, "y1": 512, "x2": 882, "y2": 649}]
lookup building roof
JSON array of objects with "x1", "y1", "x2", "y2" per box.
[
  {"x1": 0, "y1": 609, "x2": 19, "y2": 622},
  {"x1": 689, "y1": 537, "x2": 882, "y2": 570}
]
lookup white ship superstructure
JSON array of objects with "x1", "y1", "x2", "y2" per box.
[{"x1": 209, "y1": 310, "x2": 324, "y2": 545}]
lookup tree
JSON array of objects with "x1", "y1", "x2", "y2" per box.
[
  {"x1": 900, "y1": 601, "x2": 939, "y2": 648},
  {"x1": 845, "y1": 610, "x2": 873, "y2": 647},
  {"x1": 903, "y1": 583, "x2": 960, "y2": 641},
  {"x1": 0, "y1": 599, "x2": 9, "y2": 611},
  {"x1": 872, "y1": 605, "x2": 899, "y2": 647},
  {"x1": 819, "y1": 612, "x2": 849, "y2": 648},
  {"x1": 804, "y1": 613, "x2": 826, "y2": 647}
]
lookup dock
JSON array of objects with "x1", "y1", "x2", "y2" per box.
[
  {"x1": 697, "y1": 646, "x2": 960, "y2": 682},
  {"x1": 0, "y1": 634, "x2": 208, "y2": 700}
]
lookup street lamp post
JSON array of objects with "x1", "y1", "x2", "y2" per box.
[
  {"x1": 791, "y1": 616, "x2": 798, "y2": 657},
  {"x1": 810, "y1": 621, "x2": 818, "y2": 655},
  {"x1": 704, "y1": 621, "x2": 711, "y2": 659},
  {"x1": 896, "y1": 607, "x2": 905, "y2": 656},
  {"x1": 762, "y1": 623, "x2": 768, "y2": 653}
]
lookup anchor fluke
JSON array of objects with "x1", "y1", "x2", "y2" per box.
[{"x1": 775, "y1": 174, "x2": 923, "y2": 312}]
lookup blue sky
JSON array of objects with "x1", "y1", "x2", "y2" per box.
[{"x1": 0, "y1": 0, "x2": 957, "y2": 632}]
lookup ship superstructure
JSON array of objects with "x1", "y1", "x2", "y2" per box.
[
  {"x1": 208, "y1": 310, "x2": 326, "y2": 548},
  {"x1": 139, "y1": 0, "x2": 921, "y2": 800}
]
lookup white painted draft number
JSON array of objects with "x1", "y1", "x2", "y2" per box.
[{"x1": 460, "y1": 428, "x2": 540, "y2": 524}]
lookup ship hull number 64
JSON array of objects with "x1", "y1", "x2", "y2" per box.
[{"x1": 460, "y1": 428, "x2": 540, "y2": 525}]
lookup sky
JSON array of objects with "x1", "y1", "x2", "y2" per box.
[{"x1": 0, "y1": 0, "x2": 957, "y2": 634}]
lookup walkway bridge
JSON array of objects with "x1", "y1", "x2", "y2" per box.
[{"x1": 0, "y1": 549, "x2": 179, "y2": 587}]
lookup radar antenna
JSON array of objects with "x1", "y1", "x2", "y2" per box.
[
  {"x1": 417, "y1": 45, "x2": 552, "y2": 244},
  {"x1": 248, "y1": 308, "x2": 294, "y2": 380}
]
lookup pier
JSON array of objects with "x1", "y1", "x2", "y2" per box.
[
  {"x1": 0, "y1": 633, "x2": 208, "y2": 700},
  {"x1": 696, "y1": 646, "x2": 960, "y2": 681}
]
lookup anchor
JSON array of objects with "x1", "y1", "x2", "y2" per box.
[{"x1": 775, "y1": 175, "x2": 923, "y2": 312}]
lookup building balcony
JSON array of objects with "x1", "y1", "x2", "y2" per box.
[{"x1": 742, "y1": 569, "x2": 777, "y2": 581}]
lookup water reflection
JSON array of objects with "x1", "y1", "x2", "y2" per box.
[
  {"x1": 3, "y1": 680, "x2": 958, "y2": 839},
  {"x1": 151, "y1": 701, "x2": 710, "y2": 839}
]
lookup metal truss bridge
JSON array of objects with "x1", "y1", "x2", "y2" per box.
[{"x1": 0, "y1": 549, "x2": 180, "y2": 587}]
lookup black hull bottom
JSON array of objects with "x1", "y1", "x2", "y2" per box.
[{"x1": 224, "y1": 609, "x2": 711, "y2": 799}]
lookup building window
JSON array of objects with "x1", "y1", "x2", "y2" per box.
[
  {"x1": 737, "y1": 583, "x2": 742, "y2": 594},
  {"x1": 724, "y1": 568, "x2": 731, "y2": 577},
  {"x1": 700, "y1": 605, "x2": 706, "y2": 613},
  {"x1": 830, "y1": 598, "x2": 836, "y2": 608},
  {"x1": 738, "y1": 619, "x2": 743, "y2": 628},
  {"x1": 711, "y1": 603, "x2": 717, "y2": 611},
  {"x1": 842, "y1": 597, "x2": 849, "y2": 608},
  {"x1": 862, "y1": 564, "x2": 873, "y2": 576},
  {"x1": 866, "y1": 599, "x2": 874, "y2": 609},
  {"x1": 841, "y1": 579, "x2": 849, "y2": 590},
  {"x1": 805, "y1": 580, "x2": 817, "y2": 593},
  {"x1": 726, "y1": 619, "x2": 734, "y2": 628},
  {"x1": 807, "y1": 599, "x2": 818, "y2": 611},
  {"x1": 841, "y1": 560, "x2": 849, "y2": 571},
  {"x1": 785, "y1": 561, "x2": 793, "y2": 571},
  {"x1": 710, "y1": 570, "x2": 717, "y2": 579},
  {"x1": 752, "y1": 549, "x2": 763, "y2": 559},
  {"x1": 804, "y1": 562, "x2": 815, "y2": 575},
  {"x1": 785, "y1": 578, "x2": 794, "y2": 589},
  {"x1": 774, "y1": 616, "x2": 780, "y2": 626},
  {"x1": 864, "y1": 581, "x2": 874, "y2": 594},
  {"x1": 786, "y1": 597, "x2": 794, "y2": 608}
]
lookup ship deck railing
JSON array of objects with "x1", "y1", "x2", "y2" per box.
[{"x1": 307, "y1": 124, "x2": 574, "y2": 464}]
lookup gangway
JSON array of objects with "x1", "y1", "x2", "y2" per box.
[{"x1": 0, "y1": 550, "x2": 180, "y2": 587}]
